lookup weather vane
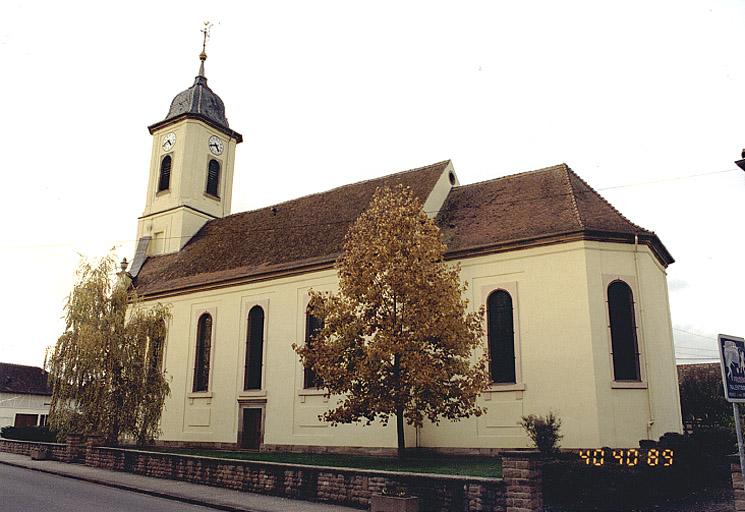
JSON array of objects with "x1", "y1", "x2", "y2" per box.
[
  {"x1": 200, "y1": 21, "x2": 213, "y2": 60},
  {"x1": 197, "y1": 21, "x2": 213, "y2": 77}
]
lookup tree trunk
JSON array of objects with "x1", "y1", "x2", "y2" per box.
[
  {"x1": 393, "y1": 351, "x2": 406, "y2": 458},
  {"x1": 396, "y1": 406, "x2": 406, "y2": 458}
]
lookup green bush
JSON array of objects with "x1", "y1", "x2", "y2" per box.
[
  {"x1": 520, "y1": 412, "x2": 563, "y2": 455},
  {"x1": 0, "y1": 425, "x2": 59, "y2": 443}
]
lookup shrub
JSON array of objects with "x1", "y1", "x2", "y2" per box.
[
  {"x1": 520, "y1": 411, "x2": 563, "y2": 455},
  {"x1": 0, "y1": 425, "x2": 59, "y2": 443}
]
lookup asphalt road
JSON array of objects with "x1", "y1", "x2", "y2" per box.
[{"x1": 0, "y1": 463, "x2": 222, "y2": 512}]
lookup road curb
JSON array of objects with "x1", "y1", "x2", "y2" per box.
[{"x1": 0, "y1": 458, "x2": 257, "y2": 512}]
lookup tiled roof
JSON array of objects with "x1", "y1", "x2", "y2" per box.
[
  {"x1": 437, "y1": 164, "x2": 671, "y2": 263},
  {"x1": 134, "y1": 162, "x2": 672, "y2": 298},
  {"x1": 0, "y1": 363, "x2": 51, "y2": 396},
  {"x1": 134, "y1": 161, "x2": 450, "y2": 296}
]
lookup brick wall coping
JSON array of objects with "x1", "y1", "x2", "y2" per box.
[
  {"x1": 0, "y1": 437, "x2": 66, "y2": 447},
  {"x1": 95, "y1": 446, "x2": 504, "y2": 484}
]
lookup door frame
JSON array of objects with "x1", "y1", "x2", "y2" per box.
[{"x1": 237, "y1": 401, "x2": 266, "y2": 450}]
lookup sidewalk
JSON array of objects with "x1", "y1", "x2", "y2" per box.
[{"x1": 0, "y1": 451, "x2": 361, "y2": 512}]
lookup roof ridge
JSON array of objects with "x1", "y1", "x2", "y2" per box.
[
  {"x1": 566, "y1": 168, "x2": 650, "y2": 233},
  {"x1": 452, "y1": 163, "x2": 569, "y2": 190},
  {"x1": 562, "y1": 165, "x2": 585, "y2": 229},
  {"x1": 222, "y1": 160, "x2": 451, "y2": 220}
]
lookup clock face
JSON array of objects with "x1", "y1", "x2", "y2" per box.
[
  {"x1": 208, "y1": 136, "x2": 225, "y2": 156},
  {"x1": 162, "y1": 132, "x2": 176, "y2": 152}
]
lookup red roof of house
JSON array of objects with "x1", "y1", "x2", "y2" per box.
[{"x1": 0, "y1": 363, "x2": 51, "y2": 396}]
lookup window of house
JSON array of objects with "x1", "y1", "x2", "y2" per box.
[
  {"x1": 607, "y1": 280, "x2": 641, "y2": 381},
  {"x1": 486, "y1": 289, "x2": 516, "y2": 384},
  {"x1": 244, "y1": 305, "x2": 265, "y2": 390},
  {"x1": 157, "y1": 155, "x2": 172, "y2": 192},
  {"x1": 193, "y1": 313, "x2": 213, "y2": 392},
  {"x1": 303, "y1": 312, "x2": 324, "y2": 389},
  {"x1": 206, "y1": 159, "x2": 220, "y2": 197},
  {"x1": 39, "y1": 414, "x2": 48, "y2": 427},
  {"x1": 14, "y1": 414, "x2": 38, "y2": 427}
]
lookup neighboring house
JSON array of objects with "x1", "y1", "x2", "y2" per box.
[
  {"x1": 127, "y1": 52, "x2": 683, "y2": 452},
  {"x1": 0, "y1": 362, "x2": 51, "y2": 430}
]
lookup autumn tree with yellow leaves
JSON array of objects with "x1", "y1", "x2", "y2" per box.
[
  {"x1": 47, "y1": 254, "x2": 170, "y2": 445},
  {"x1": 294, "y1": 185, "x2": 490, "y2": 456}
]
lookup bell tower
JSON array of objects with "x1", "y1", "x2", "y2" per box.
[{"x1": 135, "y1": 25, "x2": 242, "y2": 260}]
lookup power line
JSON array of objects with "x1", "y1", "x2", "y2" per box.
[
  {"x1": 673, "y1": 327, "x2": 717, "y2": 341},
  {"x1": 674, "y1": 344, "x2": 719, "y2": 353},
  {"x1": 0, "y1": 166, "x2": 738, "y2": 250},
  {"x1": 599, "y1": 168, "x2": 738, "y2": 191}
]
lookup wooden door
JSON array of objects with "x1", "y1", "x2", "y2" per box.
[{"x1": 241, "y1": 408, "x2": 262, "y2": 450}]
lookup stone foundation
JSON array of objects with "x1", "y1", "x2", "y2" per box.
[{"x1": 159, "y1": 441, "x2": 511, "y2": 458}]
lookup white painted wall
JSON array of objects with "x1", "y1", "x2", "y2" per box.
[
  {"x1": 147, "y1": 240, "x2": 682, "y2": 450},
  {"x1": 0, "y1": 393, "x2": 51, "y2": 430}
]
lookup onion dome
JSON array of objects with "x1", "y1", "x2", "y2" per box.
[{"x1": 148, "y1": 50, "x2": 242, "y2": 142}]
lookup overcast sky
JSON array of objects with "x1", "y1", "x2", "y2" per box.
[{"x1": 0, "y1": 0, "x2": 742, "y2": 367}]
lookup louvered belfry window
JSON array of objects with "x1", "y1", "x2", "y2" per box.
[
  {"x1": 487, "y1": 290, "x2": 516, "y2": 384},
  {"x1": 193, "y1": 313, "x2": 212, "y2": 392},
  {"x1": 608, "y1": 281, "x2": 641, "y2": 381},
  {"x1": 206, "y1": 159, "x2": 220, "y2": 197},
  {"x1": 244, "y1": 306, "x2": 265, "y2": 390},
  {"x1": 157, "y1": 155, "x2": 172, "y2": 192},
  {"x1": 303, "y1": 312, "x2": 324, "y2": 389}
]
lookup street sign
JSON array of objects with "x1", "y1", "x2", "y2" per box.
[
  {"x1": 719, "y1": 333, "x2": 745, "y2": 494},
  {"x1": 719, "y1": 334, "x2": 745, "y2": 402}
]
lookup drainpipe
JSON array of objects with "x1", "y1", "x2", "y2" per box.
[{"x1": 634, "y1": 234, "x2": 655, "y2": 438}]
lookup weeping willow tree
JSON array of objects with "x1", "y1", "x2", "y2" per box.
[{"x1": 47, "y1": 254, "x2": 170, "y2": 446}]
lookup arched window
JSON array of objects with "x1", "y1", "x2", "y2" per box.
[
  {"x1": 206, "y1": 159, "x2": 220, "y2": 197},
  {"x1": 147, "y1": 320, "x2": 167, "y2": 372},
  {"x1": 244, "y1": 306, "x2": 265, "y2": 390},
  {"x1": 193, "y1": 313, "x2": 212, "y2": 392},
  {"x1": 487, "y1": 290, "x2": 516, "y2": 384},
  {"x1": 608, "y1": 281, "x2": 641, "y2": 381},
  {"x1": 303, "y1": 312, "x2": 323, "y2": 389},
  {"x1": 157, "y1": 155, "x2": 172, "y2": 192}
]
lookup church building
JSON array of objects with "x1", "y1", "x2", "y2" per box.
[{"x1": 129, "y1": 50, "x2": 683, "y2": 452}]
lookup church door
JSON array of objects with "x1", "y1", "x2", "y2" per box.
[{"x1": 240, "y1": 408, "x2": 262, "y2": 450}]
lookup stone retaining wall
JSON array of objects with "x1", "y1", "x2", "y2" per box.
[
  {"x1": 85, "y1": 446, "x2": 507, "y2": 511},
  {"x1": 732, "y1": 457, "x2": 745, "y2": 512},
  {"x1": 0, "y1": 438, "x2": 68, "y2": 461},
  {"x1": 0, "y1": 437, "x2": 545, "y2": 512}
]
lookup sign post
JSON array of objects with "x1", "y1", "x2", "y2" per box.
[{"x1": 719, "y1": 334, "x2": 745, "y2": 492}]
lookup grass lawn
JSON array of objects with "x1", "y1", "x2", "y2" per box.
[{"x1": 144, "y1": 448, "x2": 502, "y2": 478}]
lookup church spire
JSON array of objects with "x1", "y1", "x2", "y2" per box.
[{"x1": 197, "y1": 21, "x2": 211, "y2": 79}]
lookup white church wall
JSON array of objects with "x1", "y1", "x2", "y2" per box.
[
  {"x1": 151, "y1": 239, "x2": 681, "y2": 450},
  {"x1": 420, "y1": 241, "x2": 601, "y2": 450},
  {"x1": 584, "y1": 241, "x2": 683, "y2": 448}
]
